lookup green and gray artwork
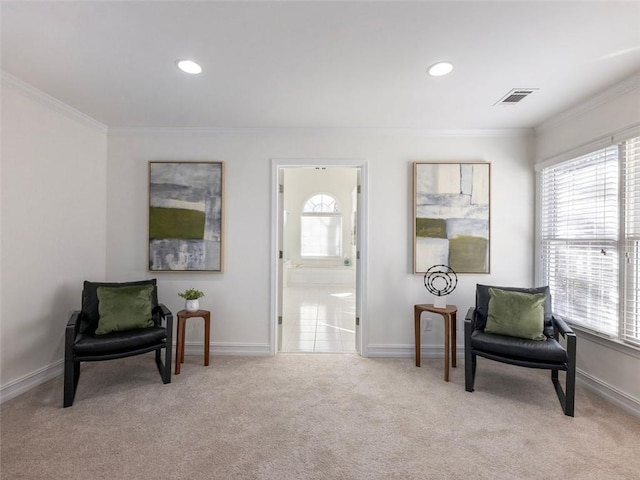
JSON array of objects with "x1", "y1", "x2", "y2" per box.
[
  {"x1": 415, "y1": 163, "x2": 489, "y2": 273},
  {"x1": 149, "y1": 162, "x2": 222, "y2": 271}
]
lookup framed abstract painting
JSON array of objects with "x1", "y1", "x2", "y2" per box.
[
  {"x1": 148, "y1": 161, "x2": 224, "y2": 272},
  {"x1": 413, "y1": 162, "x2": 490, "y2": 274}
]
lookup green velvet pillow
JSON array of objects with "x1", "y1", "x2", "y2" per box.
[
  {"x1": 485, "y1": 287, "x2": 547, "y2": 341},
  {"x1": 95, "y1": 285, "x2": 154, "y2": 335}
]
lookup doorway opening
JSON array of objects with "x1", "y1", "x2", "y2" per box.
[{"x1": 270, "y1": 160, "x2": 368, "y2": 356}]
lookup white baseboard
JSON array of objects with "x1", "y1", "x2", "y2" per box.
[
  {"x1": 0, "y1": 360, "x2": 63, "y2": 404},
  {"x1": 367, "y1": 343, "x2": 464, "y2": 358},
  {"x1": 577, "y1": 368, "x2": 640, "y2": 417},
  {"x1": 183, "y1": 341, "x2": 271, "y2": 357}
]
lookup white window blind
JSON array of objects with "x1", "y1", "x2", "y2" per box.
[
  {"x1": 622, "y1": 136, "x2": 640, "y2": 345},
  {"x1": 540, "y1": 146, "x2": 620, "y2": 336},
  {"x1": 301, "y1": 215, "x2": 342, "y2": 257},
  {"x1": 301, "y1": 193, "x2": 342, "y2": 258}
]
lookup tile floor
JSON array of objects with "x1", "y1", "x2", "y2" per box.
[{"x1": 281, "y1": 285, "x2": 356, "y2": 353}]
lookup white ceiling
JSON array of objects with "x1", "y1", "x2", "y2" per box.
[{"x1": 2, "y1": 1, "x2": 640, "y2": 130}]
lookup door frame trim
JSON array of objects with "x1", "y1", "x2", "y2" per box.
[{"x1": 269, "y1": 158, "x2": 369, "y2": 356}]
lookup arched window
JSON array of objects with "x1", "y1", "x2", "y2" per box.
[
  {"x1": 301, "y1": 194, "x2": 342, "y2": 257},
  {"x1": 303, "y1": 193, "x2": 338, "y2": 213}
]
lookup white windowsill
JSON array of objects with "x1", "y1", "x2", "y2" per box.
[{"x1": 570, "y1": 324, "x2": 640, "y2": 360}]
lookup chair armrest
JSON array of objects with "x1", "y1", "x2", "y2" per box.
[
  {"x1": 464, "y1": 307, "x2": 477, "y2": 342},
  {"x1": 65, "y1": 311, "x2": 81, "y2": 352},
  {"x1": 552, "y1": 314, "x2": 574, "y2": 338},
  {"x1": 155, "y1": 303, "x2": 172, "y2": 317},
  {"x1": 66, "y1": 311, "x2": 81, "y2": 335},
  {"x1": 552, "y1": 314, "x2": 576, "y2": 369},
  {"x1": 464, "y1": 307, "x2": 476, "y2": 329},
  {"x1": 154, "y1": 303, "x2": 173, "y2": 329}
]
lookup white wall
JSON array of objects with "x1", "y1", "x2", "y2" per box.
[
  {"x1": 106, "y1": 131, "x2": 535, "y2": 356},
  {"x1": 534, "y1": 73, "x2": 640, "y2": 414},
  {"x1": 0, "y1": 78, "x2": 107, "y2": 400}
]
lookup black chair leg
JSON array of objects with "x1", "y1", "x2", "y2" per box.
[
  {"x1": 564, "y1": 332, "x2": 576, "y2": 416},
  {"x1": 551, "y1": 331, "x2": 576, "y2": 417},
  {"x1": 465, "y1": 352, "x2": 476, "y2": 392},
  {"x1": 565, "y1": 368, "x2": 576, "y2": 417},
  {"x1": 74, "y1": 361, "x2": 80, "y2": 388},
  {"x1": 63, "y1": 317, "x2": 79, "y2": 408},
  {"x1": 165, "y1": 344, "x2": 172, "y2": 384},
  {"x1": 155, "y1": 345, "x2": 171, "y2": 384},
  {"x1": 551, "y1": 369, "x2": 575, "y2": 417},
  {"x1": 155, "y1": 349, "x2": 167, "y2": 384},
  {"x1": 164, "y1": 322, "x2": 172, "y2": 383},
  {"x1": 64, "y1": 359, "x2": 78, "y2": 408},
  {"x1": 160, "y1": 312, "x2": 173, "y2": 384},
  {"x1": 464, "y1": 317, "x2": 475, "y2": 392}
]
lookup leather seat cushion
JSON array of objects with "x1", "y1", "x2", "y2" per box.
[
  {"x1": 73, "y1": 326, "x2": 166, "y2": 355},
  {"x1": 471, "y1": 330, "x2": 568, "y2": 364}
]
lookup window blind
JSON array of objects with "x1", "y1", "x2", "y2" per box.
[
  {"x1": 540, "y1": 146, "x2": 620, "y2": 336},
  {"x1": 622, "y1": 136, "x2": 640, "y2": 344},
  {"x1": 300, "y1": 193, "x2": 343, "y2": 258},
  {"x1": 301, "y1": 215, "x2": 342, "y2": 257}
]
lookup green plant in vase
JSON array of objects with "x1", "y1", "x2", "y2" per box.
[{"x1": 179, "y1": 288, "x2": 205, "y2": 312}]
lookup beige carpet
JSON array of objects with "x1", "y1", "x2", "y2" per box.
[{"x1": 1, "y1": 354, "x2": 639, "y2": 479}]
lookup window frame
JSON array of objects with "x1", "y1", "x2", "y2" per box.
[
  {"x1": 300, "y1": 193, "x2": 343, "y2": 259},
  {"x1": 536, "y1": 129, "x2": 640, "y2": 351}
]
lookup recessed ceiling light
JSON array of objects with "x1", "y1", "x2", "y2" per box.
[
  {"x1": 176, "y1": 59, "x2": 202, "y2": 75},
  {"x1": 427, "y1": 62, "x2": 454, "y2": 77}
]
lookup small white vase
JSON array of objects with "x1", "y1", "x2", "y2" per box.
[{"x1": 185, "y1": 299, "x2": 199, "y2": 312}]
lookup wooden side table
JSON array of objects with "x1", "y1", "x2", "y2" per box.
[
  {"x1": 414, "y1": 304, "x2": 457, "y2": 381},
  {"x1": 175, "y1": 309, "x2": 211, "y2": 375}
]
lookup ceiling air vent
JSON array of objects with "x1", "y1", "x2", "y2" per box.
[{"x1": 494, "y1": 88, "x2": 538, "y2": 106}]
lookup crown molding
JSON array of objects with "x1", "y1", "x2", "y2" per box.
[
  {"x1": 0, "y1": 71, "x2": 535, "y2": 138},
  {"x1": 1, "y1": 71, "x2": 108, "y2": 133},
  {"x1": 107, "y1": 126, "x2": 533, "y2": 138},
  {"x1": 535, "y1": 71, "x2": 640, "y2": 135}
]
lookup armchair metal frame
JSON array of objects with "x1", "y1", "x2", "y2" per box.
[
  {"x1": 64, "y1": 303, "x2": 173, "y2": 408},
  {"x1": 465, "y1": 308, "x2": 576, "y2": 416}
]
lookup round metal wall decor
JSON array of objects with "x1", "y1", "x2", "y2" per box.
[{"x1": 423, "y1": 264, "x2": 458, "y2": 297}]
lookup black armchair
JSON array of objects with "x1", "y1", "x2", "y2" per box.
[
  {"x1": 464, "y1": 284, "x2": 576, "y2": 416},
  {"x1": 64, "y1": 279, "x2": 173, "y2": 407}
]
